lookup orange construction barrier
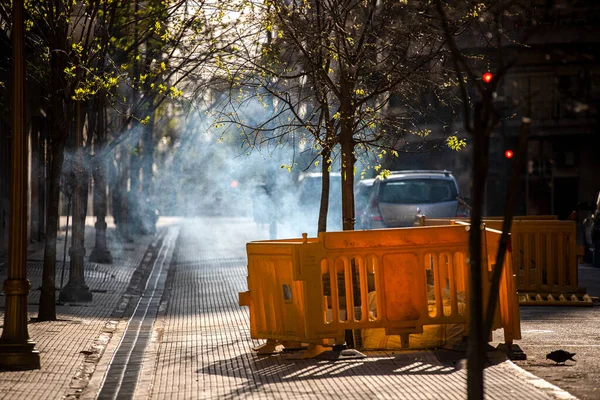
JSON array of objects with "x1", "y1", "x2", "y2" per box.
[
  {"x1": 239, "y1": 225, "x2": 520, "y2": 357},
  {"x1": 421, "y1": 217, "x2": 588, "y2": 306}
]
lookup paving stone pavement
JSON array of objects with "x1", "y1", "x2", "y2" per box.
[
  {"x1": 0, "y1": 216, "x2": 583, "y2": 399},
  {"x1": 0, "y1": 218, "x2": 163, "y2": 400},
  {"x1": 133, "y1": 217, "x2": 578, "y2": 400}
]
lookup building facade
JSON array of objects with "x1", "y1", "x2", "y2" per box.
[{"x1": 385, "y1": 1, "x2": 600, "y2": 224}]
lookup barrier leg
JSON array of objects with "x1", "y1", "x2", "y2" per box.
[
  {"x1": 286, "y1": 344, "x2": 329, "y2": 360},
  {"x1": 400, "y1": 334, "x2": 410, "y2": 349},
  {"x1": 288, "y1": 344, "x2": 367, "y2": 360},
  {"x1": 301, "y1": 344, "x2": 328, "y2": 359},
  {"x1": 281, "y1": 341, "x2": 303, "y2": 351},
  {"x1": 253, "y1": 339, "x2": 283, "y2": 355}
]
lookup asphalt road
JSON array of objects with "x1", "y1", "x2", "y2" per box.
[{"x1": 494, "y1": 264, "x2": 600, "y2": 400}]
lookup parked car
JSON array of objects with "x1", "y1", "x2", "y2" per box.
[
  {"x1": 358, "y1": 170, "x2": 469, "y2": 229},
  {"x1": 582, "y1": 190, "x2": 600, "y2": 267}
]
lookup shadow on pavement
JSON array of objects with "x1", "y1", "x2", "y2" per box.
[{"x1": 196, "y1": 347, "x2": 509, "y2": 400}]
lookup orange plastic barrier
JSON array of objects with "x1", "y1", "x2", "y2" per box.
[
  {"x1": 421, "y1": 217, "x2": 585, "y2": 299},
  {"x1": 239, "y1": 225, "x2": 520, "y2": 357}
]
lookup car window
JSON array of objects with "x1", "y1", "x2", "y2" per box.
[{"x1": 379, "y1": 179, "x2": 458, "y2": 204}]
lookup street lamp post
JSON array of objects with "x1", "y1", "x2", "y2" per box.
[
  {"x1": 0, "y1": 0, "x2": 41, "y2": 370},
  {"x1": 59, "y1": 6, "x2": 93, "y2": 303},
  {"x1": 59, "y1": 99, "x2": 93, "y2": 303},
  {"x1": 89, "y1": 155, "x2": 113, "y2": 264}
]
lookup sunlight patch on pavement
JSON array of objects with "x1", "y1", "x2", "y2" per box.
[{"x1": 393, "y1": 361, "x2": 455, "y2": 373}]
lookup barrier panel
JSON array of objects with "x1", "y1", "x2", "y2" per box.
[
  {"x1": 484, "y1": 227, "x2": 521, "y2": 344},
  {"x1": 239, "y1": 225, "x2": 521, "y2": 357},
  {"x1": 421, "y1": 217, "x2": 588, "y2": 305}
]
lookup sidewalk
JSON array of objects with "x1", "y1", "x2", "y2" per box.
[{"x1": 0, "y1": 217, "x2": 159, "y2": 399}]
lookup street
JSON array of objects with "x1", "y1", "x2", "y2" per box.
[
  {"x1": 84, "y1": 217, "x2": 588, "y2": 399},
  {"x1": 499, "y1": 266, "x2": 600, "y2": 400},
  {"x1": 1, "y1": 1, "x2": 599, "y2": 398},
  {"x1": 1, "y1": 216, "x2": 599, "y2": 399}
]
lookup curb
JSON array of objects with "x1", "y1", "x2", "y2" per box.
[
  {"x1": 134, "y1": 230, "x2": 181, "y2": 399},
  {"x1": 67, "y1": 229, "x2": 167, "y2": 399},
  {"x1": 501, "y1": 360, "x2": 579, "y2": 400}
]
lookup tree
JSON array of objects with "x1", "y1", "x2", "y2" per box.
[
  {"x1": 433, "y1": 1, "x2": 544, "y2": 398},
  {"x1": 216, "y1": 0, "x2": 462, "y2": 234},
  {"x1": 11, "y1": 0, "x2": 238, "y2": 319},
  {"x1": 96, "y1": 0, "x2": 246, "y2": 234},
  {"x1": 26, "y1": 0, "x2": 94, "y2": 318}
]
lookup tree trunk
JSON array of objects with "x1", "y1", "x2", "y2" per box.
[
  {"x1": 339, "y1": 83, "x2": 357, "y2": 348},
  {"x1": 467, "y1": 101, "x2": 490, "y2": 400},
  {"x1": 39, "y1": 2, "x2": 71, "y2": 320},
  {"x1": 339, "y1": 97, "x2": 355, "y2": 232},
  {"x1": 38, "y1": 141, "x2": 65, "y2": 321},
  {"x1": 318, "y1": 147, "x2": 331, "y2": 233},
  {"x1": 140, "y1": 109, "x2": 157, "y2": 235}
]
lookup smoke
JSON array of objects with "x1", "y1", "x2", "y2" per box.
[
  {"x1": 57, "y1": 96, "x2": 461, "y2": 253},
  {"x1": 58, "y1": 95, "x2": 460, "y2": 250},
  {"x1": 150, "y1": 98, "x2": 344, "y2": 241}
]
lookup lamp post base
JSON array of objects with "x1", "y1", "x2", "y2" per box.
[
  {"x1": 0, "y1": 341, "x2": 40, "y2": 370},
  {"x1": 58, "y1": 282, "x2": 93, "y2": 303},
  {"x1": 90, "y1": 220, "x2": 113, "y2": 264},
  {"x1": 89, "y1": 248, "x2": 113, "y2": 264}
]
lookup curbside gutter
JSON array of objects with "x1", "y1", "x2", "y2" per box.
[{"x1": 66, "y1": 229, "x2": 168, "y2": 399}]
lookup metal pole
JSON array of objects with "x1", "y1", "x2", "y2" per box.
[
  {"x1": 59, "y1": 97, "x2": 92, "y2": 303},
  {"x1": 89, "y1": 101, "x2": 113, "y2": 264},
  {"x1": 0, "y1": 0, "x2": 41, "y2": 370}
]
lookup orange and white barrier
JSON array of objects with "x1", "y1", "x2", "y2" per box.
[
  {"x1": 421, "y1": 217, "x2": 586, "y2": 303},
  {"x1": 239, "y1": 225, "x2": 520, "y2": 357}
]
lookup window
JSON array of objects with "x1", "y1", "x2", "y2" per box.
[{"x1": 379, "y1": 179, "x2": 458, "y2": 204}]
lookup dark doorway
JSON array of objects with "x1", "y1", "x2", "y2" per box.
[
  {"x1": 527, "y1": 178, "x2": 551, "y2": 216},
  {"x1": 553, "y1": 177, "x2": 579, "y2": 219}
]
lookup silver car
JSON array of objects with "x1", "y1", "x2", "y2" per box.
[{"x1": 360, "y1": 170, "x2": 467, "y2": 229}]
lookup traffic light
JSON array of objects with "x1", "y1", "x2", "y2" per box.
[
  {"x1": 482, "y1": 71, "x2": 493, "y2": 83},
  {"x1": 504, "y1": 149, "x2": 514, "y2": 159}
]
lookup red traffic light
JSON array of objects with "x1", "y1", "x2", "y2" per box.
[
  {"x1": 482, "y1": 72, "x2": 493, "y2": 83},
  {"x1": 504, "y1": 149, "x2": 514, "y2": 159}
]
